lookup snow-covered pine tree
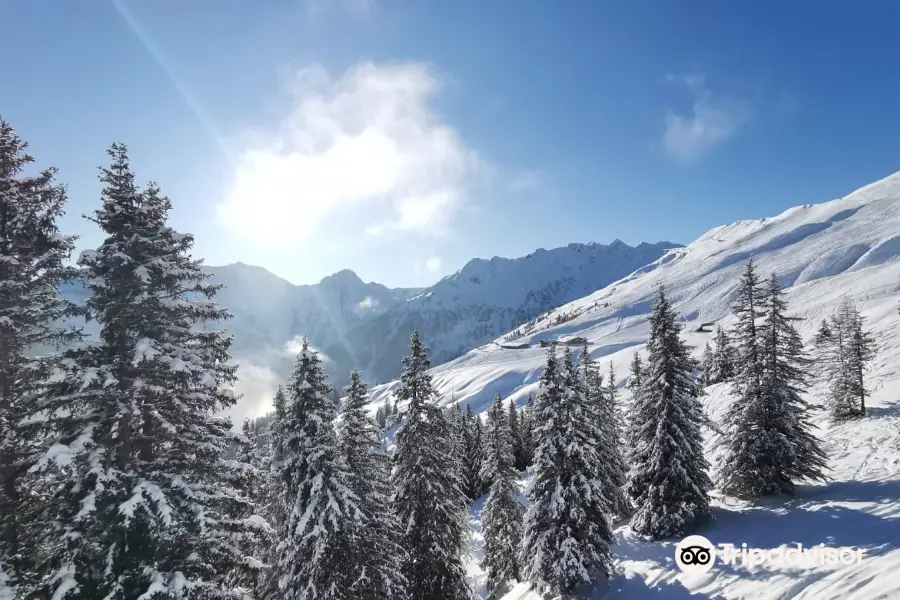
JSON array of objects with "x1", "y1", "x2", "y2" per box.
[
  {"x1": 463, "y1": 405, "x2": 486, "y2": 499},
  {"x1": 523, "y1": 344, "x2": 614, "y2": 598},
  {"x1": 375, "y1": 404, "x2": 388, "y2": 429},
  {"x1": 522, "y1": 394, "x2": 535, "y2": 468},
  {"x1": 627, "y1": 287, "x2": 711, "y2": 540},
  {"x1": 811, "y1": 318, "x2": 833, "y2": 379},
  {"x1": 392, "y1": 330, "x2": 472, "y2": 600},
  {"x1": 700, "y1": 342, "x2": 713, "y2": 386},
  {"x1": 606, "y1": 360, "x2": 629, "y2": 517},
  {"x1": 227, "y1": 421, "x2": 274, "y2": 594},
  {"x1": 268, "y1": 337, "x2": 362, "y2": 600},
  {"x1": 717, "y1": 261, "x2": 768, "y2": 500},
  {"x1": 623, "y1": 352, "x2": 644, "y2": 464},
  {"x1": 339, "y1": 370, "x2": 408, "y2": 600},
  {"x1": 731, "y1": 260, "x2": 768, "y2": 400},
  {"x1": 839, "y1": 299, "x2": 877, "y2": 417},
  {"x1": 449, "y1": 403, "x2": 469, "y2": 486},
  {"x1": 818, "y1": 299, "x2": 877, "y2": 420},
  {"x1": 480, "y1": 392, "x2": 524, "y2": 596},
  {"x1": 762, "y1": 275, "x2": 828, "y2": 485},
  {"x1": 719, "y1": 274, "x2": 828, "y2": 499},
  {"x1": 507, "y1": 399, "x2": 527, "y2": 472},
  {"x1": 22, "y1": 144, "x2": 262, "y2": 599},
  {"x1": 473, "y1": 413, "x2": 488, "y2": 494},
  {"x1": 262, "y1": 385, "x2": 288, "y2": 527},
  {"x1": 0, "y1": 120, "x2": 81, "y2": 589},
  {"x1": 579, "y1": 343, "x2": 628, "y2": 519},
  {"x1": 813, "y1": 319, "x2": 832, "y2": 346},
  {"x1": 817, "y1": 306, "x2": 855, "y2": 420},
  {"x1": 710, "y1": 325, "x2": 737, "y2": 383}
]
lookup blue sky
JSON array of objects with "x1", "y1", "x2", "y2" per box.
[{"x1": 3, "y1": 1, "x2": 900, "y2": 288}]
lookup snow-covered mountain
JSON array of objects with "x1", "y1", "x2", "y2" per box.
[
  {"x1": 203, "y1": 242, "x2": 678, "y2": 389},
  {"x1": 365, "y1": 171, "x2": 900, "y2": 599},
  {"x1": 324, "y1": 240, "x2": 678, "y2": 384},
  {"x1": 207, "y1": 262, "x2": 421, "y2": 380}
]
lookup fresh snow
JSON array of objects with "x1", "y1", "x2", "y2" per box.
[{"x1": 366, "y1": 171, "x2": 900, "y2": 599}]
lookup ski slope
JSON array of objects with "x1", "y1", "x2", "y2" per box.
[{"x1": 368, "y1": 171, "x2": 900, "y2": 599}]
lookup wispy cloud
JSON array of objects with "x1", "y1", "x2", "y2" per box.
[
  {"x1": 282, "y1": 335, "x2": 333, "y2": 365},
  {"x1": 225, "y1": 362, "x2": 280, "y2": 425},
  {"x1": 661, "y1": 75, "x2": 751, "y2": 164},
  {"x1": 217, "y1": 62, "x2": 481, "y2": 248}
]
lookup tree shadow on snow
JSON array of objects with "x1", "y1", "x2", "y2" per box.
[
  {"x1": 706, "y1": 482, "x2": 900, "y2": 561},
  {"x1": 797, "y1": 478, "x2": 900, "y2": 507},
  {"x1": 606, "y1": 574, "x2": 715, "y2": 599},
  {"x1": 862, "y1": 404, "x2": 900, "y2": 420}
]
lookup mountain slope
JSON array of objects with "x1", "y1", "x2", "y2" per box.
[
  {"x1": 327, "y1": 240, "x2": 679, "y2": 382},
  {"x1": 364, "y1": 171, "x2": 900, "y2": 599},
  {"x1": 210, "y1": 242, "x2": 678, "y2": 389}
]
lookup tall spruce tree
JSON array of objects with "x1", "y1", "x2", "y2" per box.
[
  {"x1": 811, "y1": 318, "x2": 833, "y2": 378},
  {"x1": 700, "y1": 342, "x2": 713, "y2": 386},
  {"x1": 522, "y1": 344, "x2": 614, "y2": 598},
  {"x1": 462, "y1": 405, "x2": 485, "y2": 499},
  {"x1": 627, "y1": 288, "x2": 711, "y2": 540},
  {"x1": 730, "y1": 260, "x2": 768, "y2": 401},
  {"x1": 339, "y1": 370, "x2": 408, "y2": 600},
  {"x1": 720, "y1": 274, "x2": 828, "y2": 498},
  {"x1": 817, "y1": 299, "x2": 877, "y2": 420},
  {"x1": 451, "y1": 403, "x2": 470, "y2": 486},
  {"x1": 392, "y1": 330, "x2": 472, "y2": 600},
  {"x1": 710, "y1": 325, "x2": 737, "y2": 383},
  {"x1": 507, "y1": 399, "x2": 527, "y2": 472},
  {"x1": 480, "y1": 393, "x2": 524, "y2": 596},
  {"x1": 22, "y1": 144, "x2": 262, "y2": 599},
  {"x1": 268, "y1": 338, "x2": 362, "y2": 600},
  {"x1": 605, "y1": 360, "x2": 629, "y2": 517},
  {"x1": 522, "y1": 394, "x2": 535, "y2": 468},
  {"x1": 579, "y1": 344, "x2": 628, "y2": 519},
  {"x1": 623, "y1": 352, "x2": 644, "y2": 465},
  {"x1": 261, "y1": 386, "x2": 289, "y2": 544},
  {"x1": 0, "y1": 120, "x2": 81, "y2": 588},
  {"x1": 229, "y1": 421, "x2": 274, "y2": 594},
  {"x1": 844, "y1": 302, "x2": 877, "y2": 416}
]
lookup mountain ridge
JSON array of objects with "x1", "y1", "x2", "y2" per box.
[{"x1": 209, "y1": 238, "x2": 679, "y2": 388}]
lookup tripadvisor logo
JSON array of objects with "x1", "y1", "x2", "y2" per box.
[
  {"x1": 674, "y1": 535, "x2": 866, "y2": 574},
  {"x1": 675, "y1": 535, "x2": 716, "y2": 574}
]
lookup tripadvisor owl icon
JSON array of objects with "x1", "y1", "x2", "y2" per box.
[{"x1": 675, "y1": 535, "x2": 716, "y2": 574}]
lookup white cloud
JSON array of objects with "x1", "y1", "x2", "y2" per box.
[
  {"x1": 356, "y1": 296, "x2": 379, "y2": 310},
  {"x1": 424, "y1": 256, "x2": 443, "y2": 273},
  {"x1": 218, "y1": 62, "x2": 480, "y2": 247},
  {"x1": 662, "y1": 75, "x2": 751, "y2": 164},
  {"x1": 281, "y1": 335, "x2": 333, "y2": 365},
  {"x1": 225, "y1": 362, "x2": 281, "y2": 425}
]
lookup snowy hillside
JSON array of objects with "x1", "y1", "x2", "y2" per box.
[{"x1": 366, "y1": 171, "x2": 900, "y2": 599}]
